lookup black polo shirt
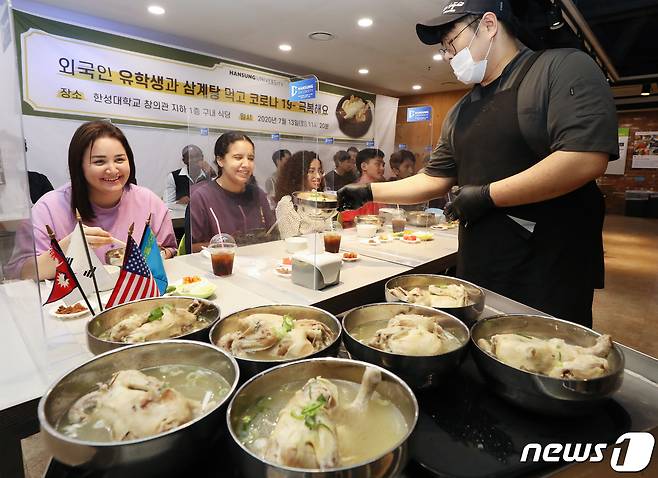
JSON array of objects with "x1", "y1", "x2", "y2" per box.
[{"x1": 425, "y1": 48, "x2": 619, "y2": 178}]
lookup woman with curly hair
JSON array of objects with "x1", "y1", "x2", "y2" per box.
[{"x1": 274, "y1": 150, "x2": 331, "y2": 239}]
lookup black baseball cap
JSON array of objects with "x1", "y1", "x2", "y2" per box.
[{"x1": 416, "y1": 0, "x2": 512, "y2": 45}]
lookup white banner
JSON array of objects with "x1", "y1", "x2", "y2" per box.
[{"x1": 21, "y1": 29, "x2": 375, "y2": 140}]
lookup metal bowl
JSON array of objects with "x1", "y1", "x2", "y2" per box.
[
  {"x1": 342, "y1": 303, "x2": 470, "y2": 390},
  {"x1": 227, "y1": 357, "x2": 418, "y2": 477},
  {"x1": 38, "y1": 340, "x2": 240, "y2": 474},
  {"x1": 87, "y1": 297, "x2": 220, "y2": 355},
  {"x1": 385, "y1": 275, "x2": 485, "y2": 326},
  {"x1": 471, "y1": 314, "x2": 625, "y2": 415},
  {"x1": 292, "y1": 191, "x2": 338, "y2": 220},
  {"x1": 406, "y1": 211, "x2": 438, "y2": 227},
  {"x1": 209, "y1": 304, "x2": 342, "y2": 380}
]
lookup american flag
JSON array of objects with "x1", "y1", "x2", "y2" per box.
[{"x1": 105, "y1": 235, "x2": 159, "y2": 308}]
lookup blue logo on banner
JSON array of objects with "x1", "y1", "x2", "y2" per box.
[
  {"x1": 200, "y1": 128, "x2": 209, "y2": 136},
  {"x1": 324, "y1": 137, "x2": 334, "y2": 144},
  {"x1": 366, "y1": 140, "x2": 375, "y2": 147},
  {"x1": 290, "y1": 77, "x2": 316, "y2": 101},
  {"x1": 407, "y1": 106, "x2": 432, "y2": 122},
  {"x1": 271, "y1": 133, "x2": 280, "y2": 141},
  {"x1": 398, "y1": 144, "x2": 407, "y2": 150}
]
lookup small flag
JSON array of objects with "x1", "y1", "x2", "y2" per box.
[
  {"x1": 106, "y1": 235, "x2": 160, "y2": 308},
  {"x1": 43, "y1": 247, "x2": 78, "y2": 305},
  {"x1": 139, "y1": 223, "x2": 168, "y2": 295}
]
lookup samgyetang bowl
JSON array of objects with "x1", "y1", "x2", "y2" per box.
[
  {"x1": 38, "y1": 340, "x2": 239, "y2": 475},
  {"x1": 87, "y1": 296, "x2": 220, "y2": 355},
  {"x1": 342, "y1": 302, "x2": 470, "y2": 390},
  {"x1": 385, "y1": 274, "x2": 485, "y2": 326},
  {"x1": 209, "y1": 304, "x2": 342, "y2": 379},
  {"x1": 227, "y1": 357, "x2": 418, "y2": 478},
  {"x1": 471, "y1": 314, "x2": 625, "y2": 415}
]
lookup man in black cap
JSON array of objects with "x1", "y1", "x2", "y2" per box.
[
  {"x1": 163, "y1": 144, "x2": 214, "y2": 204},
  {"x1": 338, "y1": 0, "x2": 618, "y2": 327}
]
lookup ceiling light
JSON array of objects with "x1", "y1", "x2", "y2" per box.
[
  {"x1": 308, "y1": 31, "x2": 334, "y2": 41},
  {"x1": 547, "y1": 1, "x2": 564, "y2": 30},
  {"x1": 278, "y1": 44, "x2": 292, "y2": 52},
  {"x1": 412, "y1": 85, "x2": 422, "y2": 90},
  {"x1": 433, "y1": 53, "x2": 443, "y2": 61},
  {"x1": 147, "y1": 5, "x2": 165, "y2": 15},
  {"x1": 641, "y1": 83, "x2": 651, "y2": 96},
  {"x1": 358, "y1": 18, "x2": 373, "y2": 28},
  {"x1": 358, "y1": 68, "x2": 369, "y2": 75}
]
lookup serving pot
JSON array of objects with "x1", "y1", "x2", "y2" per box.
[
  {"x1": 38, "y1": 340, "x2": 240, "y2": 475},
  {"x1": 471, "y1": 314, "x2": 625, "y2": 415},
  {"x1": 209, "y1": 304, "x2": 342, "y2": 380},
  {"x1": 385, "y1": 274, "x2": 485, "y2": 326},
  {"x1": 342, "y1": 302, "x2": 470, "y2": 390},
  {"x1": 226, "y1": 357, "x2": 418, "y2": 478},
  {"x1": 87, "y1": 296, "x2": 220, "y2": 355}
]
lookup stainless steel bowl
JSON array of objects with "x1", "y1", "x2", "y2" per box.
[
  {"x1": 342, "y1": 303, "x2": 469, "y2": 390},
  {"x1": 209, "y1": 304, "x2": 342, "y2": 380},
  {"x1": 355, "y1": 214, "x2": 384, "y2": 228},
  {"x1": 406, "y1": 211, "x2": 438, "y2": 227},
  {"x1": 38, "y1": 340, "x2": 240, "y2": 474},
  {"x1": 384, "y1": 275, "x2": 485, "y2": 326},
  {"x1": 226, "y1": 357, "x2": 418, "y2": 477},
  {"x1": 87, "y1": 297, "x2": 220, "y2": 355},
  {"x1": 292, "y1": 191, "x2": 339, "y2": 220},
  {"x1": 471, "y1": 314, "x2": 625, "y2": 415}
]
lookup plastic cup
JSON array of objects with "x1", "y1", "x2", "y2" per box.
[
  {"x1": 208, "y1": 233, "x2": 236, "y2": 277},
  {"x1": 323, "y1": 221, "x2": 343, "y2": 253}
]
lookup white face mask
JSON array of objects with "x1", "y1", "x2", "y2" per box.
[{"x1": 449, "y1": 21, "x2": 494, "y2": 85}]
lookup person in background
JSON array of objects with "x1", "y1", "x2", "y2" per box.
[
  {"x1": 389, "y1": 150, "x2": 416, "y2": 181},
  {"x1": 324, "y1": 150, "x2": 357, "y2": 191},
  {"x1": 356, "y1": 148, "x2": 386, "y2": 184},
  {"x1": 347, "y1": 146, "x2": 359, "y2": 166},
  {"x1": 338, "y1": 0, "x2": 617, "y2": 327},
  {"x1": 265, "y1": 149, "x2": 291, "y2": 206},
  {"x1": 163, "y1": 144, "x2": 213, "y2": 205},
  {"x1": 28, "y1": 171, "x2": 54, "y2": 204},
  {"x1": 275, "y1": 151, "x2": 331, "y2": 238},
  {"x1": 189, "y1": 132, "x2": 274, "y2": 250},
  {"x1": 8, "y1": 121, "x2": 177, "y2": 280}
]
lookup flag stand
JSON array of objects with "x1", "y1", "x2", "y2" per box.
[{"x1": 75, "y1": 210, "x2": 104, "y2": 312}]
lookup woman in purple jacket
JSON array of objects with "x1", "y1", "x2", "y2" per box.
[{"x1": 189, "y1": 132, "x2": 274, "y2": 251}]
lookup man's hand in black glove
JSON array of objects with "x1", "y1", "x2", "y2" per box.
[
  {"x1": 337, "y1": 183, "x2": 373, "y2": 211},
  {"x1": 444, "y1": 184, "x2": 495, "y2": 226}
]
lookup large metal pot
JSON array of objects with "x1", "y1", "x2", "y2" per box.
[
  {"x1": 292, "y1": 191, "x2": 338, "y2": 220},
  {"x1": 209, "y1": 304, "x2": 342, "y2": 380},
  {"x1": 471, "y1": 314, "x2": 625, "y2": 415},
  {"x1": 226, "y1": 357, "x2": 418, "y2": 477},
  {"x1": 406, "y1": 211, "x2": 437, "y2": 227},
  {"x1": 86, "y1": 296, "x2": 220, "y2": 355},
  {"x1": 385, "y1": 274, "x2": 485, "y2": 326},
  {"x1": 38, "y1": 340, "x2": 239, "y2": 475},
  {"x1": 342, "y1": 303, "x2": 469, "y2": 390}
]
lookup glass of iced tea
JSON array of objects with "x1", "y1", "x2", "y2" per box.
[
  {"x1": 208, "y1": 233, "x2": 237, "y2": 276},
  {"x1": 323, "y1": 221, "x2": 343, "y2": 253},
  {"x1": 391, "y1": 213, "x2": 407, "y2": 233}
]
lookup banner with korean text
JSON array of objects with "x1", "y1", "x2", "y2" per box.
[{"x1": 15, "y1": 11, "x2": 376, "y2": 141}]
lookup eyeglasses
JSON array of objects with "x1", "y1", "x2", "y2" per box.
[{"x1": 438, "y1": 17, "x2": 480, "y2": 56}]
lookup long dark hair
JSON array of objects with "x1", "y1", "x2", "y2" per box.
[
  {"x1": 69, "y1": 121, "x2": 137, "y2": 221},
  {"x1": 274, "y1": 150, "x2": 324, "y2": 202},
  {"x1": 214, "y1": 131, "x2": 255, "y2": 178}
]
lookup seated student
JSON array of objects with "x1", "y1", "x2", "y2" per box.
[
  {"x1": 28, "y1": 171, "x2": 54, "y2": 204},
  {"x1": 341, "y1": 148, "x2": 386, "y2": 221},
  {"x1": 275, "y1": 150, "x2": 331, "y2": 238},
  {"x1": 8, "y1": 121, "x2": 177, "y2": 280},
  {"x1": 163, "y1": 144, "x2": 213, "y2": 205},
  {"x1": 189, "y1": 132, "x2": 274, "y2": 250},
  {"x1": 388, "y1": 150, "x2": 416, "y2": 181},
  {"x1": 265, "y1": 149, "x2": 291, "y2": 207},
  {"x1": 324, "y1": 150, "x2": 357, "y2": 191}
]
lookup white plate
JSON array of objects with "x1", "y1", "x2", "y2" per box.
[
  {"x1": 377, "y1": 236, "x2": 394, "y2": 243},
  {"x1": 400, "y1": 237, "x2": 422, "y2": 244},
  {"x1": 49, "y1": 302, "x2": 90, "y2": 319},
  {"x1": 359, "y1": 238, "x2": 380, "y2": 246},
  {"x1": 273, "y1": 267, "x2": 292, "y2": 278},
  {"x1": 342, "y1": 254, "x2": 360, "y2": 262}
]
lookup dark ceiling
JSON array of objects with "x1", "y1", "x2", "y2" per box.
[{"x1": 510, "y1": 0, "x2": 658, "y2": 84}]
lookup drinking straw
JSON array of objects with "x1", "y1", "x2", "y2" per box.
[{"x1": 209, "y1": 207, "x2": 222, "y2": 241}]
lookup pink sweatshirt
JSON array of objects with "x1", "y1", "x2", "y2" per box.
[{"x1": 6, "y1": 184, "x2": 176, "y2": 278}]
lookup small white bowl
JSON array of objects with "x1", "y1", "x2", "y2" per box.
[
  {"x1": 356, "y1": 223, "x2": 378, "y2": 238},
  {"x1": 284, "y1": 236, "x2": 308, "y2": 253}
]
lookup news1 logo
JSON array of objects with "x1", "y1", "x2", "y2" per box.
[{"x1": 520, "y1": 432, "x2": 655, "y2": 472}]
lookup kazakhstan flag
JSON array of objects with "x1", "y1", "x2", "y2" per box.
[{"x1": 139, "y1": 223, "x2": 168, "y2": 295}]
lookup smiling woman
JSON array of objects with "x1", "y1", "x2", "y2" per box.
[{"x1": 6, "y1": 121, "x2": 177, "y2": 280}]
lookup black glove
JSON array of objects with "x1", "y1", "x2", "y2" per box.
[
  {"x1": 444, "y1": 184, "x2": 495, "y2": 226},
  {"x1": 337, "y1": 183, "x2": 373, "y2": 211}
]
